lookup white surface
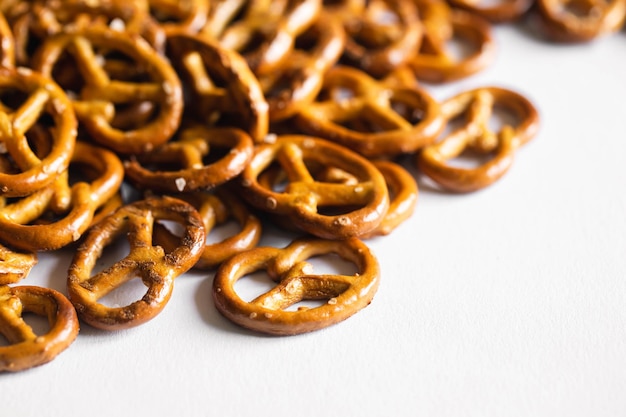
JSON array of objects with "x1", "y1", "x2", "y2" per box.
[{"x1": 3, "y1": 24, "x2": 626, "y2": 417}]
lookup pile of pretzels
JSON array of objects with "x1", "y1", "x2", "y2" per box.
[{"x1": 0, "y1": 0, "x2": 622, "y2": 372}]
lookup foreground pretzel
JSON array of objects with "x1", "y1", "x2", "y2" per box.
[
  {"x1": 67, "y1": 196, "x2": 205, "y2": 330},
  {"x1": 0, "y1": 285, "x2": 79, "y2": 372},
  {"x1": 213, "y1": 237, "x2": 380, "y2": 335},
  {"x1": 238, "y1": 135, "x2": 389, "y2": 239},
  {"x1": 417, "y1": 86, "x2": 540, "y2": 192}
]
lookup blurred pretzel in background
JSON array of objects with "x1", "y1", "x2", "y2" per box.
[
  {"x1": 212, "y1": 237, "x2": 380, "y2": 335},
  {"x1": 295, "y1": 65, "x2": 444, "y2": 157},
  {"x1": 447, "y1": 0, "x2": 535, "y2": 23},
  {"x1": 417, "y1": 86, "x2": 540, "y2": 192},
  {"x1": 0, "y1": 285, "x2": 79, "y2": 372},
  {"x1": 536, "y1": 0, "x2": 626, "y2": 42}
]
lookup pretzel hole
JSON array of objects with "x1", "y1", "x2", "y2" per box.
[
  {"x1": 206, "y1": 220, "x2": 241, "y2": 245},
  {"x1": 233, "y1": 270, "x2": 278, "y2": 302},
  {"x1": 0, "y1": 312, "x2": 50, "y2": 347},
  {"x1": 98, "y1": 276, "x2": 148, "y2": 308},
  {"x1": 560, "y1": 0, "x2": 600, "y2": 17}
]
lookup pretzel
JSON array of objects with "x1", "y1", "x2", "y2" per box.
[
  {"x1": 166, "y1": 32, "x2": 269, "y2": 143},
  {"x1": 212, "y1": 236, "x2": 380, "y2": 335},
  {"x1": 408, "y1": 6, "x2": 496, "y2": 83},
  {"x1": 447, "y1": 0, "x2": 534, "y2": 22},
  {"x1": 153, "y1": 189, "x2": 263, "y2": 269},
  {"x1": 0, "y1": 66, "x2": 76, "y2": 197},
  {"x1": 417, "y1": 86, "x2": 540, "y2": 192},
  {"x1": 0, "y1": 285, "x2": 79, "y2": 372},
  {"x1": 238, "y1": 134, "x2": 389, "y2": 239},
  {"x1": 31, "y1": 26, "x2": 183, "y2": 155},
  {"x1": 67, "y1": 196, "x2": 205, "y2": 330},
  {"x1": 341, "y1": 0, "x2": 423, "y2": 77},
  {"x1": 213, "y1": 0, "x2": 323, "y2": 76},
  {"x1": 0, "y1": 11, "x2": 14, "y2": 68},
  {"x1": 295, "y1": 65, "x2": 445, "y2": 157},
  {"x1": 257, "y1": 10, "x2": 346, "y2": 121},
  {"x1": 124, "y1": 125, "x2": 254, "y2": 193},
  {"x1": 361, "y1": 160, "x2": 418, "y2": 237},
  {"x1": 0, "y1": 140, "x2": 124, "y2": 251},
  {"x1": 0, "y1": 242, "x2": 37, "y2": 285},
  {"x1": 536, "y1": 0, "x2": 626, "y2": 42},
  {"x1": 140, "y1": 0, "x2": 209, "y2": 35}
]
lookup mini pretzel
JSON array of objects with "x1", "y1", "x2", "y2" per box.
[
  {"x1": 341, "y1": 0, "x2": 423, "y2": 77},
  {"x1": 447, "y1": 0, "x2": 534, "y2": 22},
  {"x1": 0, "y1": 242, "x2": 37, "y2": 285},
  {"x1": 124, "y1": 126, "x2": 254, "y2": 193},
  {"x1": 214, "y1": 0, "x2": 323, "y2": 76},
  {"x1": 361, "y1": 160, "x2": 418, "y2": 237},
  {"x1": 166, "y1": 32, "x2": 269, "y2": 143},
  {"x1": 153, "y1": 189, "x2": 263, "y2": 270},
  {"x1": 31, "y1": 26, "x2": 183, "y2": 155},
  {"x1": 0, "y1": 285, "x2": 79, "y2": 372},
  {"x1": 0, "y1": 66, "x2": 76, "y2": 197},
  {"x1": 238, "y1": 134, "x2": 389, "y2": 239},
  {"x1": 257, "y1": 10, "x2": 346, "y2": 121},
  {"x1": 295, "y1": 65, "x2": 445, "y2": 157},
  {"x1": 0, "y1": 140, "x2": 124, "y2": 251},
  {"x1": 212, "y1": 236, "x2": 380, "y2": 335},
  {"x1": 67, "y1": 196, "x2": 205, "y2": 330},
  {"x1": 408, "y1": 7, "x2": 496, "y2": 83},
  {"x1": 417, "y1": 86, "x2": 540, "y2": 192},
  {"x1": 536, "y1": 0, "x2": 626, "y2": 42}
]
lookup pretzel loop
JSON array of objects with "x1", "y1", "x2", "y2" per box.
[
  {"x1": 0, "y1": 285, "x2": 79, "y2": 372},
  {"x1": 67, "y1": 196, "x2": 205, "y2": 330},
  {"x1": 212, "y1": 237, "x2": 380, "y2": 335}
]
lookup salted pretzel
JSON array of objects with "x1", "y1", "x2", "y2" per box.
[
  {"x1": 212, "y1": 0, "x2": 323, "y2": 76},
  {"x1": 212, "y1": 236, "x2": 380, "y2": 335},
  {"x1": 0, "y1": 243, "x2": 37, "y2": 285},
  {"x1": 0, "y1": 285, "x2": 79, "y2": 372},
  {"x1": 447, "y1": 0, "x2": 534, "y2": 22},
  {"x1": 417, "y1": 86, "x2": 540, "y2": 192},
  {"x1": 124, "y1": 125, "x2": 254, "y2": 193},
  {"x1": 31, "y1": 25, "x2": 183, "y2": 155},
  {"x1": 166, "y1": 32, "x2": 269, "y2": 143},
  {"x1": 0, "y1": 140, "x2": 124, "y2": 251},
  {"x1": 238, "y1": 134, "x2": 389, "y2": 239},
  {"x1": 536, "y1": 0, "x2": 626, "y2": 42},
  {"x1": 67, "y1": 196, "x2": 205, "y2": 330},
  {"x1": 153, "y1": 189, "x2": 263, "y2": 269},
  {"x1": 408, "y1": 4, "x2": 496, "y2": 83},
  {"x1": 257, "y1": 10, "x2": 346, "y2": 121},
  {"x1": 0, "y1": 66, "x2": 76, "y2": 197},
  {"x1": 295, "y1": 65, "x2": 445, "y2": 157},
  {"x1": 361, "y1": 160, "x2": 418, "y2": 237},
  {"x1": 341, "y1": 0, "x2": 423, "y2": 78}
]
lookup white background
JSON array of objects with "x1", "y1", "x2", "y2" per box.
[{"x1": 3, "y1": 20, "x2": 626, "y2": 417}]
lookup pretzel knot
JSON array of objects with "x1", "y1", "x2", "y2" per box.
[
  {"x1": 0, "y1": 285, "x2": 79, "y2": 372},
  {"x1": 124, "y1": 126, "x2": 254, "y2": 193},
  {"x1": 0, "y1": 243, "x2": 37, "y2": 285},
  {"x1": 31, "y1": 26, "x2": 183, "y2": 155},
  {"x1": 238, "y1": 135, "x2": 389, "y2": 239},
  {"x1": 0, "y1": 140, "x2": 124, "y2": 251},
  {"x1": 0, "y1": 67, "x2": 76, "y2": 197},
  {"x1": 536, "y1": 0, "x2": 626, "y2": 42},
  {"x1": 212, "y1": 237, "x2": 380, "y2": 335},
  {"x1": 67, "y1": 196, "x2": 206, "y2": 330},
  {"x1": 417, "y1": 86, "x2": 540, "y2": 192},
  {"x1": 295, "y1": 65, "x2": 444, "y2": 157}
]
